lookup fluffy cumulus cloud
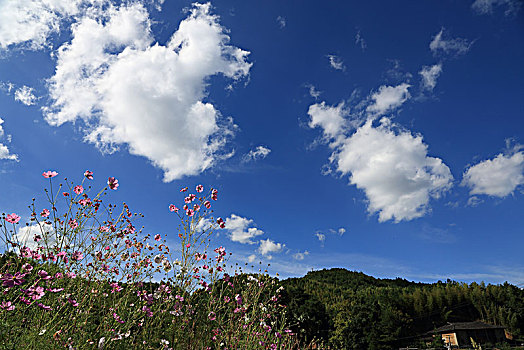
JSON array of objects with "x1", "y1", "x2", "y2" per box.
[
  {"x1": 43, "y1": 2, "x2": 251, "y2": 181},
  {"x1": 0, "y1": 0, "x2": 83, "y2": 49},
  {"x1": 430, "y1": 29, "x2": 473, "y2": 57},
  {"x1": 13, "y1": 223, "x2": 56, "y2": 251},
  {"x1": 14, "y1": 86, "x2": 37, "y2": 105},
  {"x1": 309, "y1": 97, "x2": 453, "y2": 222},
  {"x1": 334, "y1": 118, "x2": 453, "y2": 222},
  {"x1": 224, "y1": 214, "x2": 264, "y2": 244},
  {"x1": 366, "y1": 83, "x2": 411, "y2": 116},
  {"x1": 462, "y1": 149, "x2": 524, "y2": 197},
  {"x1": 327, "y1": 54, "x2": 345, "y2": 71},
  {"x1": 0, "y1": 118, "x2": 18, "y2": 161},
  {"x1": 419, "y1": 64, "x2": 443, "y2": 91},
  {"x1": 242, "y1": 146, "x2": 271, "y2": 162},
  {"x1": 307, "y1": 102, "x2": 347, "y2": 141},
  {"x1": 472, "y1": 0, "x2": 522, "y2": 15},
  {"x1": 258, "y1": 238, "x2": 283, "y2": 258}
]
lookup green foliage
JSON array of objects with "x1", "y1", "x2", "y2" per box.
[{"x1": 281, "y1": 268, "x2": 524, "y2": 349}]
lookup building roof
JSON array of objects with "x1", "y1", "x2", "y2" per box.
[{"x1": 433, "y1": 321, "x2": 505, "y2": 333}]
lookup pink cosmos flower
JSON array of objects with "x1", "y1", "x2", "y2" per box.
[
  {"x1": 69, "y1": 219, "x2": 78, "y2": 229},
  {"x1": 68, "y1": 298, "x2": 79, "y2": 307},
  {"x1": 196, "y1": 184, "x2": 204, "y2": 193},
  {"x1": 193, "y1": 204, "x2": 200, "y2": 211},
  {"x1": 107, "y1": 177, "x2": 119, "y2": 190},
  {"x1": 180, "y1": 187, "x2": 188, "y2": 192},
  {"x1": 1, "y1": 272, "x2": 26, "y2": 288},
  {"x1": 185, "y1": 243, "x2": 191, "y2": 248},
  {"x1": 38, "y1": 270, "x2": 52, "y2": 280},
  {"x1": 169, "y1": 204, "x2": 179, "y2": 212},
  {"x1": 208, "y1": 311, "x2": 216, "y2": 321},
  {"x1": 73, "y1": 185, "x2": 83, "y2": 195},
  {"x1": 216, "y1": 217, "x2": 226, "y2": 229},
  {"x1": 22, "y1": 263, "x2": 33, "y2": 272},
  {"x1": 204, "y1": 201, "x2": 211, "y2": 209},
  {"x1": 71, "y1": 251, "x2": 84, "y2": 261},
  {"x1": 6, "y1": 213, "x2": 21, "y2": 224},
  {"x1": 154, "y1": 234, "x2": 161, "y2": 241},
  {"x1": 84, "y1": 170, "x2": 93, "y2": 180},
  {"x1": 186, "y1": 209, "x2": 194, "y2": 217},
  {"x1": 40, "y1": 209, "x2": 50, "y2": 218},
  {"x1": 63, "y1": 192, "x2": 69, "y2": 197},
  {"x1": 42, "y1": 171, "x2": 58, "y2": 178},
  {"x1": 0, "y1": 301, "x2": 14, "y2": 310}
]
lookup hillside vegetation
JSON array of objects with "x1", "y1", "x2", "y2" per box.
[{"x1": 281, "y1": 268, "x2": 524, "y2": 349}]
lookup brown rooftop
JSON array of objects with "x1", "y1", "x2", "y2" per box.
[{"x1": 433, "y1": 321, "x2": 505, "y2": 333}]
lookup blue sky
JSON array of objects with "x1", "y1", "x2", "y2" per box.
[{"x1": 1, "y1": 0, "x2": 523, "y2": 285}]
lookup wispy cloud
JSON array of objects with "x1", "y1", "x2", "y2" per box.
[
  {"x1": 355, "y1": 30, "x2": 366, "y2": 50},
  {"x1": 326, "y1": 54, "x2": 346, "y2": 71},
  {"x1": 276, "y1": 16, "x2": 286, "y2": 29},
  {"x1": 242, "y1": 146, "x2": 271, "y2": 163},
  {"x1": 292, "y1": 250, "x2": 309, "y2": 261},
  {"x1": 0, "y1": 118, "x2": 18, "y2": 161},
  {"x1": 430, "y1": 28, "x2": 473, "y2": 57},
  {"x1": 419, "y1": 64, "x2": 443, "y2": 91},
  {"x1": 472, "y1": 0, "x2": 522, "y2": 16}
]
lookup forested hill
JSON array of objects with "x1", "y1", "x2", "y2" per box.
[{"x1": 279, "y1": 268, "x2": 524, "y2": 349}]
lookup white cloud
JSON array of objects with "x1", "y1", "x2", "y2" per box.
[
  {"x1": 0, "y1": 0, "x2": 83, "y2": 49},
  {"x1": 247, "y1": 254, "x2": 257, "y2": 263},
  {"x1": 355, "y1": 30, "x2": 366, "y2": 50},
  {"x1": 366, "y1": 83, "x2": 411, "y2": 116},
  {"x1": 338, "y1": 227, "x2": 346, "y2": 235},
  {"x1": 472, "y1": 0, "x2": 521, "y2": 15},
  {"x1": 419, "y1": 64, "x2": 443, "y2": 91},
  {"x1": 258, "y1": 238, "x2": 283, "y2": 258},
  {"x1": 242, "y1": 145, "x2": 271, "y2": 162},
  {"x1": 225, "y1": 214, "x2": 264, "y2": 244},
  {"x1": 308, "y1": 101, "x2": 347, "y2": 141},
  {"x1": 430, "y1": 28, "x2": 473, "y2": 57},
  {"x1": 276, "y1": 16, "x2": 286, "y2": 29},
  {"x1": 43, "y1": 2, "x2": 251, "y2": 181},
  {"x1": 467, "y1": 196, "x2": 484, "y2": 207},
  {"x1": 327, "y1": 54, "x2": 345, "y2": 71},
  {"x1": 315, "y1": 232, "x2": 325, "y2": 243},
  {"x1": 292, "y1": 250, "x2": 309, "y2": 261},
  {"x1": 306, "y1": 84, "x2": 321, "y2": 99},
  {"x1": 13, "y1": 223, "x2": 57, "y2": 251},
  {"x1": 0, "y1": 118, "x2": 18, "y2": 161},
  {"x1": 333, "y1": 118, "x2": 453, "y2": 222},
  {"x1": 14, "y1": 85, "x2": 37, "y2": 105},
  {"x1": 462, "y1": 149, "x2": 524, "y2": 197}
]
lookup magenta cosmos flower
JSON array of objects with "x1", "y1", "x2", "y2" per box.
[
  {"x1": 107, "y1": 177, "x2": 119, "y2": 190},
  {"x1": 84, "y1": 170, "x2": 94, "y2": 180},
  {"x1": 73, "y1": 185, "x2": 83, "y2": 195},
  {"x1": 42, "y1": 171, "x2": 58, "y2": 178},
  {"x1": 6, "y1": 213, "x2": 21, "y2": 224}
]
